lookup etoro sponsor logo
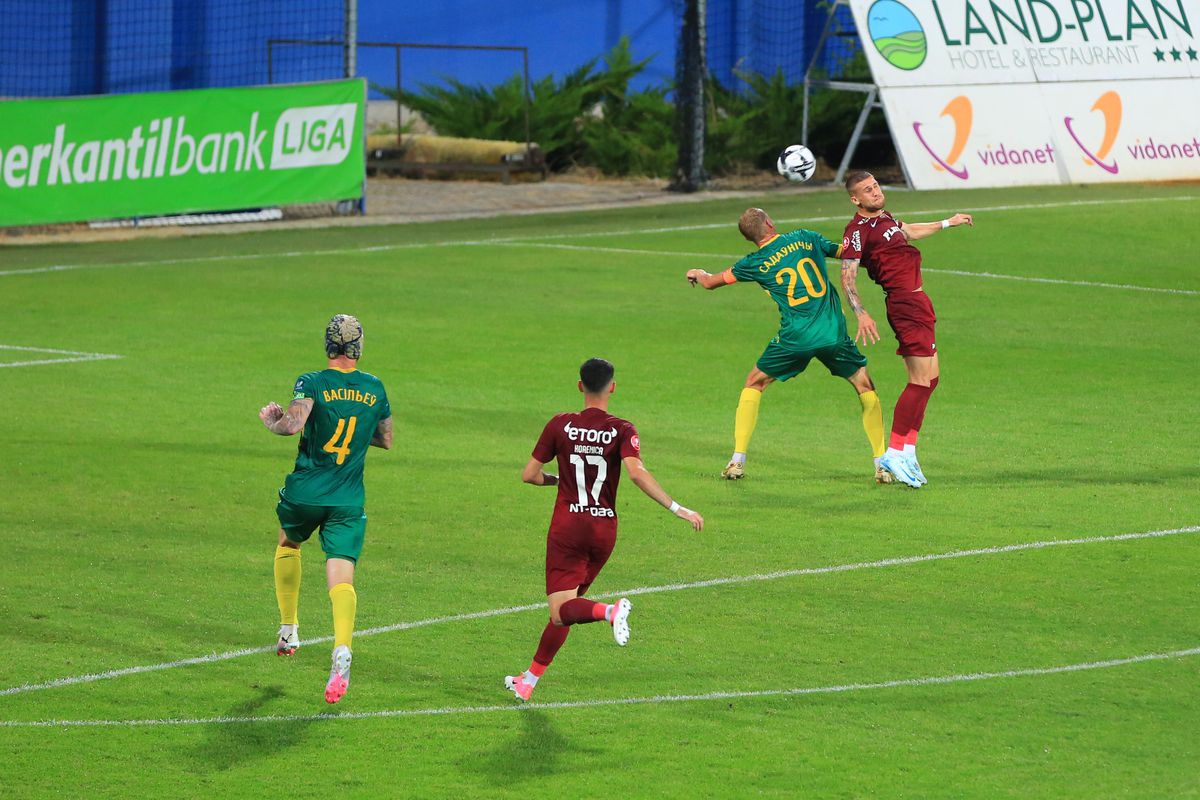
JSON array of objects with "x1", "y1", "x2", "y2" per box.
[
  {"x1": 868, "y1": 0, "x2": 928, "y2": 69},
  {"x1": 1064, "y1": 90, "x2": 1122, "y2": 173},
  {"x1": 912, "y1": 95, "x2": 973, "y2": 179},
  {"x1": 0, "y1": 104, "x2": 356, "y2": 190},
  {"x1": 563, "y1": 422, "x2": 617, "y2": 444}
]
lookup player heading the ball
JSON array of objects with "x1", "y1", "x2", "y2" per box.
[
  {"x1": 686, "y1": 208, "x2": 891, "y2": 484},
  {"x1": 505, "y1": 358, "x2": 704, "y2": 703},
  {"x1": 841, "y1": 172, "x2": 974, "y2": 488}
]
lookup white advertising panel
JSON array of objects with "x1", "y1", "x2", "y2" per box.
[
  {"x1": 883, "y1": 81, "x2": 1200, "y2": 188},
  {"x1": 850, "y1": 0, "x2": 1200, "y2": 85},
  {"x1": 848, "y1": 0, "x2": 1200, "y2": 186}
]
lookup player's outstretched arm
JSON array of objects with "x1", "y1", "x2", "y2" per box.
[
  {"x1": 622, "y1": 456, "x2": 704, "y2": 531},
  {"x1": 259, "y1": 398, "x2": 313, "y2": 436},
  {"x1": 840, "y1": 258, "x2": 880, "y2": 346},
  {"x1": 901, "y1": 213, "x2": 974, "y2": 241},
  {"x1": 370, "y1": 416, "x2": 393, "y2": 450},
  {"x1": 686, "y1": 268, "x2": 735, "y2": 290},
  {"x1": 521, "y1": 457, "x2": 558, "y2": 487}
]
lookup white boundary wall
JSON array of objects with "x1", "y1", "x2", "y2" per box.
[{"x1": 849, "y1": 0, "x2": 1200, "y2": 187}]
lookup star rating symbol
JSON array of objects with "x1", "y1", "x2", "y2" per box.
[
  {"x1": 1154, "y1": 48, "x2": 1166, "y2": 61},
  {"x1": 1170, "y1": 47, "x2": 1182, "y2": 61},
  {"x1": 1188, "y1": 47, "x2": 1198, "y2": 61}
]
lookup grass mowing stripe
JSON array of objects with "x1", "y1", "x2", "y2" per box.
[
  {"x1": 5, "y1": 646, "x2": 1198, "y2": 728},
  {"x1": 2, "y1": 194, "x2": 1195, "y2": 279},
  {"x1": 3, "y1": 524, "x2": 1194, "y2": 700},
  {"x1": 491, "y1": 242, "x2": 1200, "y2": 296}
]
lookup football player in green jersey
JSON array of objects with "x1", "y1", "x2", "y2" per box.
[
  {"x1": 259, "y1": 314, "x2": 393, "y2": 703},
  {"x1": 686, "y1": 208, "x2": 892, "y2": 484}
]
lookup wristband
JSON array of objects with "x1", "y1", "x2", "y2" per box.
[
  {"x1": 669, "y1": 501, "x2": 681, "y2": 513},
  {"x1": 941, "y1": 219, "x2": 951, "y2": 229}
]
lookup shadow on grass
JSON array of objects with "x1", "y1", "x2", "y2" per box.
[
  {"x1": 190, "y1": 684, "x2": 313, "y2": 772},
  {"x1": 471, "y1": 707, "x2": 602, "y2": 784}
]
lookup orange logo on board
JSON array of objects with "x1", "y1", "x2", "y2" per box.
[{"x1": 913, "y1": 96, "x2": 973, "y2": 180}]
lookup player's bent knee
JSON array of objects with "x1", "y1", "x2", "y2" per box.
[{"x1": 278, "y1": 530, "x2": 300, "y2": 549}]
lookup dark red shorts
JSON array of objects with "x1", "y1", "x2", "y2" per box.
[
  {"x1": 885, "y1": 291, "x2": 938, "y2": 357},
  {"x1": 545, "y1": 517, "x2": 617, "y2": 595}
]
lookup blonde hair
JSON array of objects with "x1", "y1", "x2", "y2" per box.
[{"x1": 738, "y1": 207, "x2": 771, "y2": 243}]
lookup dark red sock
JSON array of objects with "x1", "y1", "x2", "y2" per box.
[
  {"x1": 906, "y1": 380, "x2": 935, "y2": 443},
  {"x1": 559, "y1": 597, "x2": 606, "y2": 626},
  {"x1": 890, "y1": 383, "x2": 922, "y2": 448},
  {"x1": 533, "y1": 620, "x2": 569, "y2": 668},
  {"x1": 910, "y1": 378, "x2": 938, "y2": 438}
]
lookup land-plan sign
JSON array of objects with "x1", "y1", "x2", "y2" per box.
[
  {"x1": 0, "y1": 79, "x2": 365, "y2": 226},
  {"x1": 848, "y1": 0, "x2": 1200, "y2": 187}
]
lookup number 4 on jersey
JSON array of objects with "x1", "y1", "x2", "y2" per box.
[{"x1": 323, "y1": 416, "x2": 358, "y2": 464}]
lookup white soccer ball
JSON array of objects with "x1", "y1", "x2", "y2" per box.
[{"x1": 777, "y1": 144, "x2": 817, "y2": 182}]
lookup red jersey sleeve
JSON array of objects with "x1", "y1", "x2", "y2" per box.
[
  {"x1": 619, "y1": 422, "x2": 641, "y2": 459},
  {"x1": 841, "y1": 222, "x2": 864, "y2": 260},
  {"x1": 532, "y1": 417, "x2": 558, "y2": 463}
]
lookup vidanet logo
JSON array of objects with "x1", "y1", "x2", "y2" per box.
[
  {"x1": 867, "y1": 0, "x2": 928, "y2": 70},
  {"x1": 1064, "y1": 91, "x2": 1122, "y2": 174},
  {"x1": 913, "y1": 95, "x2": 973, "y2": 179}
]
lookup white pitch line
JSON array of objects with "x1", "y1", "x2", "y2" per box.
[
  {"x1": 0, "y1": 344, "x2": 124, "y2": 368},
  {"x1": 3, "y1": 645, "x2": 1198, "y2": 728},
  {"x1": 1, "y1": 524, "x2": 1195, "y2": 699},
  {"x1": 491, "y1": 241, "x2": 1200, "y2": 296},
  {"x1": 1, "y1": 194, "x2": 1195, "y2": 278}
]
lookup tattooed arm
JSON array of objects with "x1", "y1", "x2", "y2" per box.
[
  {"x1": 370, "y1": 416, "x2": 393, "y2": 449},
  {"x1": 841, "y1": 258, "x2": 881, "y2": 345},
  {"x1": 259, "y1": 398, "x2": 313, "y2": 436}
]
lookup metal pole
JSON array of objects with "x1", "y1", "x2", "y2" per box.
[
  {"x1": 400, "y1": 45, "x2": 410, "y2": 140},
  {"x1": 802, "y1": 77, "x2": 810, "y2": 144},
  {"x1": 835, "y1": 86, "x2": 876, "y2": 186},
  {"x1": 522, "y1": 47, "x2": 532, "y2": 163},
  {"x1": 344, "y1": 0, "x2": 357, "y2": 78},
  {"x1": 267, "y1": 40, "x2": 274, "y2": 84}
]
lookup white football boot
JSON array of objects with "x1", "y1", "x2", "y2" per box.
[
  {"x1": 610, "y1": 598, "x2": 632, "y2": 646},
  {"x1": 324, "y1": 645, "x2": 352, "y2": 704},
  {"x1": 276, "y1": 624, "x2": 299, "y2": 656}
]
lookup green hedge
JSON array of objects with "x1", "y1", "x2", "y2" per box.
[{"x1": 378, "y1": 39, "x2": 892, "y2": 179}]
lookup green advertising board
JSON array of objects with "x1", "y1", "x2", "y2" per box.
[{"x1": 0, "y1": 79, "x2": 365, "y2": 226}]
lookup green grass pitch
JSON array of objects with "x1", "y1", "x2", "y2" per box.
[{"x1": 1, "y1": 182, "x2": 1198, "y2": 798}]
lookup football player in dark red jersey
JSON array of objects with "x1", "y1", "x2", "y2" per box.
[
  {"x1": 505, "y1": 358, "x2": 704, "y2": 702},
  {"x1": 840, "y1": 171, "x2": 973, "y2": 488}
]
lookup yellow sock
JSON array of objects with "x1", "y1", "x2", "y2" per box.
[
  {"x1": 329, "y1": 582, "x2": 357, "y2": 650},
  {"x1": 734, "y1": 387, "x2": 763, "y2": 455},
  {"x1": 274, "y1": 545, "x2": 301, "y2": 626},
  {"x1": 859, "y1": 390, "x2": 886, "y2": 458}
]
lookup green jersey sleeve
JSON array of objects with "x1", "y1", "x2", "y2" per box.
[
  {"x1": 730, "y1": 255, "x2": 760, "y2": 283},
  {"x1": 817, "y1": 233, "x2": 842, "y2": 259},
  {"x1": 292, "y1": 372, "x2": 318, "y2": 402},
  {"x1": 378, "y1": 386, "x2": 392, "y2": 419}
]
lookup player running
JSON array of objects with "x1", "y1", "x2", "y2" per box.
[
  {"x1": 686, "y1": 207, "x2": 890, "y2": 484},
  {"x1": 505, "y1": 358, "x2": 704, "y2": 703},
  {"x1": 259, "y1": 314, "x2": 393, "y2": 704},
  {"x1": 840, "y1": 171, "x2": 973, "y2": 488}
]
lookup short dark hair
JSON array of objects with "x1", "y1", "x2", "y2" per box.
[
  {"x1": 844, "y1": 170, "x2": 873, "y2": 192},
  {"x1": 579, "y1": 358, "x2": 615, "y2": 393}
]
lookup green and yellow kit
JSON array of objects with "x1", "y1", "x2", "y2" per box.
[
  {"x1": 276, "y1": 368, "x2": 391, "y2": 562},
  {"x1": 730, "y1": 229, "x2": 867, "y2": 381}
]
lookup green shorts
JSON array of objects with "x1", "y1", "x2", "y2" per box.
[
  {"x1": 276, "y1": 491, "x2": 366, "y2": 563},
  {"x1": 757, "y1": 334, "x2": 867, "y2": 382}
]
